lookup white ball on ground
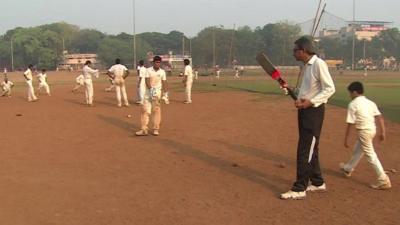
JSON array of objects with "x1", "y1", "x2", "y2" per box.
[{"x1": 127, "y1": 114, "x2": 132, "y2": 118}]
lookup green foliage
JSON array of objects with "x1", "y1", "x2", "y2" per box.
[{"x1": 1, "y1": 22, "x2": 400, "y2": 71}]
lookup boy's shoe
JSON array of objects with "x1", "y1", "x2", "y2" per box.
[
  {"x1": 183, "y1": 101, "x2": 192, "y2": 104},
  {"x1": 152, "y1": 130, "x2": 159, "y2": 136},
  {"x1": 339, "y1": 163, "x2": 353, "y2": 177},
  {"x1": 306, "y1": 183, "x2": 327, "y2": 192},
  {"x1": 135, "y1": 130, "x2": 148, "y2": 136},
  {"x1": 280, "y1": 190, "x2": 306, "y2": 200},
  {"x1": 371, "y1": 178, "x2": 391, "y2": 190}
]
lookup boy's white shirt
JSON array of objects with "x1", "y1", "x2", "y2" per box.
[
  {"x1": 346, "y1": 95, "x2": 381, "y2": 130},
  {"x1": 37, "y1": 73, "x2": 47, "y2": 83}
]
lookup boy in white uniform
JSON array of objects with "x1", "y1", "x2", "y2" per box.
[
  {"x1": 341, "y1": 81, "x2": 391, "y2": 190},
  {"x1": 37, "y1": 69, "x2": 51, "y2": 96},
  {"x1": 72, "y1": 74, "x2": 84, "y2": 92},
  {"x1": 136, "y1": 60, "x2": 147, "y2": 105},
  {"x1": 136, "y1": 56, "x2": 168, "y2": 136},
  {"x1": 234, "y1": 66, "x2": 240, "y2": 78},
  {"x1": 1, "y1": 76, "x2": 14, "y2": 97},
  {"x1": 194, "y1": 68, "x2": 199, "y2": 80},
  {"x1": 215, "y1": 65, "x2": 221, "y2": 79},
  {"x1": 107, "y1": 58, "x2": 130, "y2": 107},
  {"x1": 183, "y1": 59, "x2": 193, "y2": 104},
  {"x1": 23, "y1": 64, "x2": 38, "y2": 102},
  {"x1": 82, "y1": 60, "x2": 99, "y2": 106}
]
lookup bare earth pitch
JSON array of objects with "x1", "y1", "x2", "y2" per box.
[{"x1": 0, "y1": 71, "x2": 398, "y2": 225}]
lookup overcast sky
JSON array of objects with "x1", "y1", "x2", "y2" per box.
[{"x1": 1, "y1": 0, "x2": 399, "y2": 36}]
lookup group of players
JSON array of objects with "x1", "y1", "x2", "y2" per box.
[
  {"x1": 1, "y1": 66, "x2": 51, "y2": 99},
  {"x1": 1, "y1": 36, "x2": 392, "y2": 200},
  {"x1": 2, "y1": 55, "x2": 194, "y2": 137}
]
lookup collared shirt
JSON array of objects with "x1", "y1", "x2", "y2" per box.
[
  {"x1": 83, "y1": 65, "x2": 99, "y2": 79},
  {"x1": 24, "y1": 68, "x2": 33, "y2": 80},
  {"x1": 108, "y1": 64, "x2": 128, "y2": 80},
  {"x1": 145, "y1": 67, "x2": 166, "y2": 91},
  {"x1": 347, "y1": 96, "x2": 381, "y2": 130},
  {"x1": 184, "y1": 65, "x2": 193, "y2": 82},
  {"x1": 298, "y1": 55, "x2": 335, "y2": 107},
  {"x1": 37, "y1": 73, "x2": 47, "y2": 83}
]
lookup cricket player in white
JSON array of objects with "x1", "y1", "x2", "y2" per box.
[
  {"x1": 107, "y1": 58, "x2": 130, "y2": 107},
  {"x1": 136, "y1": 56, "x2": 168, "y2": 136},
  {"x1": 1, "y1": 77, "x2": 14, "y2": 97},
  {"x1": 183, "y1": 59, "x2": 193, "y2": 104},
  {"x1": 341, "y1": 81, "x2": 391, "y2": 190},
  {"x1": 82, "y1": 60, "x2": 99, "y2": 106},
  {"x1": 136, "y1": 60, "x2": 147, "y2": 105},
  {"x1": 72, "y1": 74, "x2": 84, "y2": 92},
  {"x1": 215, "y1": 65, "x2": 221, "y2": 79},
  {"x1": 37, "y1": 69, "x2": 51, "y2": 96},
  {"x1": 23, "y1": 64, "x2": 38, "y2": 102}
]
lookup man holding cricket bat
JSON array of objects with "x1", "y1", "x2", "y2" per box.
[{"x1": 280, "y1": 36, "x2": 335, "y2": 200}]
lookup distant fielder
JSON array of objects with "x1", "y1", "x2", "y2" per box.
[
  {"x1": 136, "y1": 60, "x2": 147, "y2": 105},
  {"x1": 1, "y1": 76, "x2": 14, "y2": 97},
  {"x1": 107, "y1": 58, "x2": 130, "y2": 107},
  {"x1": 23, "y1": 64, "x2": 38, "y2": 102},
  {"x1": 37, "y1": 69, "x2": 51, "y2": 96},
  {"x1": 82, "y1": 60, "x2": 99, "y2": 106},
  {"x1": 183, "y1": 58, "x2": 193, "y2": 104}
]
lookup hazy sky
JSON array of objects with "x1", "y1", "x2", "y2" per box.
[{"x1": 1, "y1": 0, "x2": 399, "y2": 36}]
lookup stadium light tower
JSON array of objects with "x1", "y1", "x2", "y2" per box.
[
  {"x1": 352, "y1": 0, "x2": 356, "y2": 70},
  {"x1": 10, "y1": 38, "x2": 14, "y2": 71},
  {"x1": 132, "y1": 0, "x2": 137, "y2": 70}
]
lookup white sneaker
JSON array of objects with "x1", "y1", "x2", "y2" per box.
[
  {"x1": 280, "y1": 190, "x2": 306, "y2": 200},
  {"x1": 152, "y1": 130, "x2": 159, "y2": 136},
  {"x1": 339, "y1": 162, "x2": 353, "y2": 177},
  {"x1": 135, "y1": 130, "x2": 148, "y2": 136},
  {"x1": 306, "y1": 183, "x2": 327, "y2": 192},
  {"x1": 371, "y1": 177, "x2": 391, "y2": 190}
]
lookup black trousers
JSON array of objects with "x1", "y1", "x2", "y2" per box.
[{"x1": 292, "y1": 104, "x2": 325, "y2": 192}]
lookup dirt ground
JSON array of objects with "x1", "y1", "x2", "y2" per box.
[{"x1": 0, "y1": 72, "x2": 399, "y2": 225}]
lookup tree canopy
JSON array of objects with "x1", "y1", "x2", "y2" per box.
[{"x1": 0, "y1": 22, "x2": 399, "y2": 70}]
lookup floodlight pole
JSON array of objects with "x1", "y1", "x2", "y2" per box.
[
  {"x1": 10, "y1": 38, "x2": 14, "y2": 71},
  {"x1": 132, "y1": 0, "x2": 137, "y2": 70},
  {"x1": 351, "y1": 0, "x2": 356, "y2": 70}
]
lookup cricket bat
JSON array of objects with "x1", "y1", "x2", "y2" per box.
[{"x1": 256, "y1": 52, "x2": 297, "y2": 100}]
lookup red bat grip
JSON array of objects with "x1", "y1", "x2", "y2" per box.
[{"x1": 277, "y1": 78, "x2": 297, "y2": 100}]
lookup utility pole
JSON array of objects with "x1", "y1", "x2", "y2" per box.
[
  {"x1": 352, "y1": 0, "x2": 356, "y2": 70},
  {"x1": 182, "y1": 35, "x2": 185, "y2": 58},
  {"x1": 228, "y1": 23, "x2": 236, "y2": 67},
  {"x1": 213, "y1": 27, "x2": 216, "y2": 68},
  {"x1": 189, "y1": 38, "x2": 192, "y2": 57},
  {"x1": 132, "y1": 0, "x2": 137, "y2": 70},
  {"x1": 11, "y1": 38, "x2": 14, "y2": 71}
]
